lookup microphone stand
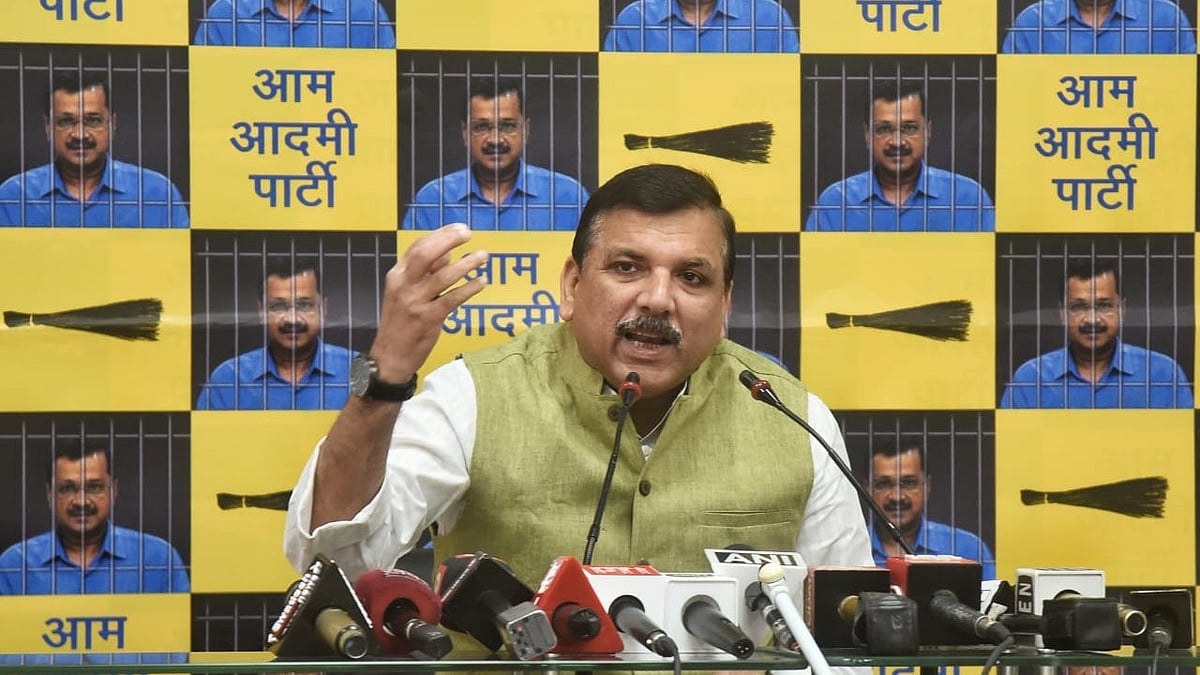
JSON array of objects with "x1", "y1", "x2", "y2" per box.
[{"x1": 583, "y1": 372, "x2": 641, "y2": 564}]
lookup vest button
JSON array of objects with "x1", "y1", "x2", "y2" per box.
[
  {"x1": 638, "y1": 480, "x2": 652, "y2": 496},
  {"x1": 607, "y1": 404, "x2": 621, "y2": 421}
]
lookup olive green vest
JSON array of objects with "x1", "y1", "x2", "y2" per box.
[{"x1": 436, "y1": 322, "x2": 813, "y2": 589}]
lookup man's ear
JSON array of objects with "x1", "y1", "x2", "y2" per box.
[{"x1": 559, "y1": 256, "x2": 580, "y2": 321}]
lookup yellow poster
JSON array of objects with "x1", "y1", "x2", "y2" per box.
[
  {"x1": 190, "y1": 411, "x2": 336, "y2": 594},
  {"x1": 599, "y1": 53, "x2": 802, "y2": 233},
  {"x1": 996, "y1": 55, "x2": 1196, "y2": 232},
  {"x1": 398, "y1": 231, "x2": 573, "y2": 376},
  {"x1": 800, "y1": 232, "x2": 995, "y2": 409},
  {"x1": 802, "y1": 0, "x2": 995, "y2": 54},
  {"x1": 0, "y1": 230, "x2": 190, "y2": 411},
  {"x1": 995, "y1": 410, "x2": 1195, "y2": 586},
  {"x1": 0, "y1": 594, "x2": 188, "y2": 653},
  {"x1": 189, "y1": 47, "x2": 398, "y2": 230},
  {"x1": 0, "y1": 0, "x2": 187, "y2": 45}
]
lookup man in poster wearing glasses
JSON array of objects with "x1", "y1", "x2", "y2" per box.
[
  {"x1": 402, "y1": 76, "x2": 589, "y2": 232},
  {"x1": 0, "y1": 441, "x2": 189, "y2": 594},
  {"x1": 805, "y1": 80, "x2": 993, "y2": 232},
  {"x1": 0, "y1": 71, "x2": 189, "y2": 228},
  {"x1": 197, "y1": 256, "x2": 357, "y2": 410}
]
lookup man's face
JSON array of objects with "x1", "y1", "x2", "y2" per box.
[
  {"x1": 1060, "y1": 271, "x2": 1123, "y2": 356},
  {"x1": 45, "y1": 85, "x2": 112, "y2": 175},
  {"x1": 47, "y1": 452, "x2": 115, "y2": 545},
  {"x1": 462, "y1": 92, "x2": 526, "y2": 177},
  {"x1": 871, "y1": 449, "x2": 926, "y2": 533},
  {"x1": 559, "y1": 206, "x2": 732, "y2": 400},
  {"x1": 260, "y1": 270, "x2": 324, "y2": 356},
  {"x1": 865, "y1": 93, "x2": 928, "y2": 179}
]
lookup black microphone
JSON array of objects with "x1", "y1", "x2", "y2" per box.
[
  {"x1": 682, "y1": 594, "x2": 754, "y2": 658},
  {"x1": 1127, "y1": 588, "x2": 1193, "y2": 651},
  {"x1": 745, "y1": 581, "x2": 799, "y2": 651},
  {"x1": 738, "y1": 370, "x2": 913, "y2": 556},
  {"x1": 435, "y1": 552, "x2": 557, "y2": 659},
  {"x1": 928, "y1": 589, "x2": 1012, "y2": 645},
  {"x1": 583, "y1": 371, "x2": 640, "y2": 564},
  {"x1": 609, "y1": 595, "x2": 679, "y2": 657}
]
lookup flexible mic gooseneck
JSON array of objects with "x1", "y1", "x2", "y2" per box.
[
  {"x1": 737, "y1": 370, "x2": 914, "y2": 556},
  {"x1": 583, "y1": 372, "x2": 641, "y2": 565}
]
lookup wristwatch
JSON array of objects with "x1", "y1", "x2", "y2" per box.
[{"x1": 350, "y1": 354, "x2": 417, "y2": 401}]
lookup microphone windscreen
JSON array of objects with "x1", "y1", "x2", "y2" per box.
[{"x1": 354, "y1": 568, "x2": 442, "y2": 655}]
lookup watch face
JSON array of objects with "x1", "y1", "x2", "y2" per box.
[{"x1": 350, "y1": 356, "x2": 374, "y2": 396}]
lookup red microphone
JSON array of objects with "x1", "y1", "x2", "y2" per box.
[
  {"x1": 354, "y1": 568, "x2": 452, "y2": 659},
  {"x1": 533, "y1": 555, "x2": 624, "y2": 655},
  {"x1": 618, "y1": 372, "x2": 642, "y2": 407}
]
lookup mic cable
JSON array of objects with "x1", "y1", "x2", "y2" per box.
[
  {"x1": 583, "y1": 372, "x2": 641, "y2": 564},
  {"x1": 738, "y1": 370, "x2": 913, "y2": 555}
]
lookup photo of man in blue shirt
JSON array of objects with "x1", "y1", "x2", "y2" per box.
[
  {"x1": 194, "y1": 0, "x2": 396, "y2": 48},
  {"x1": 402, "y1": 77, "x2": 590, "y2": 232},
  {"x1": 869, "y1": 438, "x2": 996, "y2": 580},
  {"x1": 603, "y1": 0, "x2": 799, "y2": 52},
  {"x1": 0, "y1": 71, "x2": 189, "y2": 228},
  {"x1": 1001, "y1": 0, "x2": 1196, "y2": 53},
  {"x1": 805, "y1": 80, "x2": 994, "y2": 232},
  {"x1": 197, "y1": 256, "x2": 356, "y2": 410},
  {"x1": 0, "y1": 441, "x2": 189, "y2": 594},
  {"x1": 1000, "y1": 257, "x2": 1193, "y2": 408}
]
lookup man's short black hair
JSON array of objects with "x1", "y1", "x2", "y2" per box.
[
  {"x1": 464, "y1": 76, "x2": 524, "y2": 119},
  {"x1": 260, "y1": 255, "x2": 322, "y2": 298},
  {"x1": 871, "y1": 435, "x2": 927, "y2": 473},
  {"x1": 864, "y1": 79, "x2": 926, "y2": 122},
  {"x1": 45, "y1": 70, "x2": 110, "y2": 117},
  {"x1": 571, "y1": 163, "x2": 737, "y2": 288},
  {"x1": 1063, "y1": 257, "x2": 1121, "y2": 297},
  {"x1": 46, "y1": 437, "x2": 112, "y2": 484}
]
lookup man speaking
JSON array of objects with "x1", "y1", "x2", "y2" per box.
[{"x1": 285, "y1": 164, "x2": 871, "y2": 588}]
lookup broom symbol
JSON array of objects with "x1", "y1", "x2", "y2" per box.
[
  {"x1": 623, "y1": 121, "x2": 774, "y2": 164},
  {"x1": 4, "y1": 298, "x2": 162, "y2": 341},
  {"x1": 216, "y1": 490, "x2": 293, "y2": 511},
  {"x1": 825, "y1": 299, "x2": 972, "y2": 342},
  {"x1": 1021, "y1": 476, "x2": 1168, "y2": 519}
]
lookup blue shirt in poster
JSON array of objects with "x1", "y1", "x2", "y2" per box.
[
  {"x1": 402, "y1": 161, "x2": 589, "y2": 232},
  {"x1": 0, "y1": 525, "x2": 189, "y2": 595},
  {"x1": 603, "y1": 0, "x2": 799, "y2": 52},
  {"x1": 194, "y1": 0, "x2": 396, "y2": 48},
  {"x1": 1000, "y1": 339, "x2": 1193, "y2": 408},
  {"x1": 0, "y1": 160, "x2": 189, "y2": 228},
  {"x1": 196, "y1": 339, "x2": 356, "y2": 410},
  {"x1": 870, "y1": 516, "x2": 997, "y2": 580},
  {"x1": 1001, "y1": 0, "x2": 1196, "y2": 53},
  {"x1": 805, "y1": 164, "x2": 994, "y2": 232}
]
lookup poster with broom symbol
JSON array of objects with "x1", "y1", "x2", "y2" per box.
[
  {"x1": 191, "y1": 411, "x2": 338, "y2": 593},
  {"x1": 800, "y1": 233, "x2": 995, "y2": 409},
  {"x1": 4, "y1": 298, "x2": 162, "y2": 341},
  {"x1": 996, "y1": 410, "x2": 1194, "y2": 586},
  {"x1": 599, "y1": 52, "x2": 800, "y2": 232},
  {"x1": 624, "y1": 121, "x2": 774, "y2": 164},
  {"x1": 0, "y1": 230, "x2": 191, "y2": 411}
]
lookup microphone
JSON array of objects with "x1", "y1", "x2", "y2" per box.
[
  {"x1": 887, "y1": 555, "x2": 988, "y2": 645},
  {"x1": 928, "y1": 589, "x2": 1012, "y2": 645},
  {"x1": 804, "y1": 566, "x2": 903, "y2": 651},
  {"x1": 267, "y1": 555, "x2": 377, "y2": 660},
  {"x1": 681, "y1": 594, "x2": 754, "y2": 659},
  {"x1": 435, "y1": 552, "x2": 557, "y2": 660},
  {"x1": 354, "y1": 568, "x2": 452, "y2": 659},
  {"x1": 1127, "y1": 588, "x2": 1194, "y2": 651},
  {"x1": 609, "y1": 594, "x2": 679, "y2": 657},
  {"x1": 760, "y1": 562, "x2": 834, "y2": 675},
  {"x1": 583, "y1": 371, "x2": 640, "y2": 564},
  {"x1": 532, "y1": 555, "x2": 623, "y2": 655},
  {"x1": 737, "y1": 370, "x2": 913, "y2": 556},
  {"x1": 745, "y1": 581, "x2": 799, "y2": 651}
]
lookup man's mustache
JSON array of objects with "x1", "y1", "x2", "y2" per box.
[
  {"x1": 279, "y1": 321, "x2": 309, "y2": 334},
  {"x1": 66, "y1": 505, "x2": 97, "y2": 518},
  {"x1": 482, "y1": 142, "x2": 510, "y2": 155},
  {"x1": 616, "y1": 315, "x2": 682, "y2": 345},
  {"x1": 65, "y1": 140, "x2": 96, "y2": 151}
]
